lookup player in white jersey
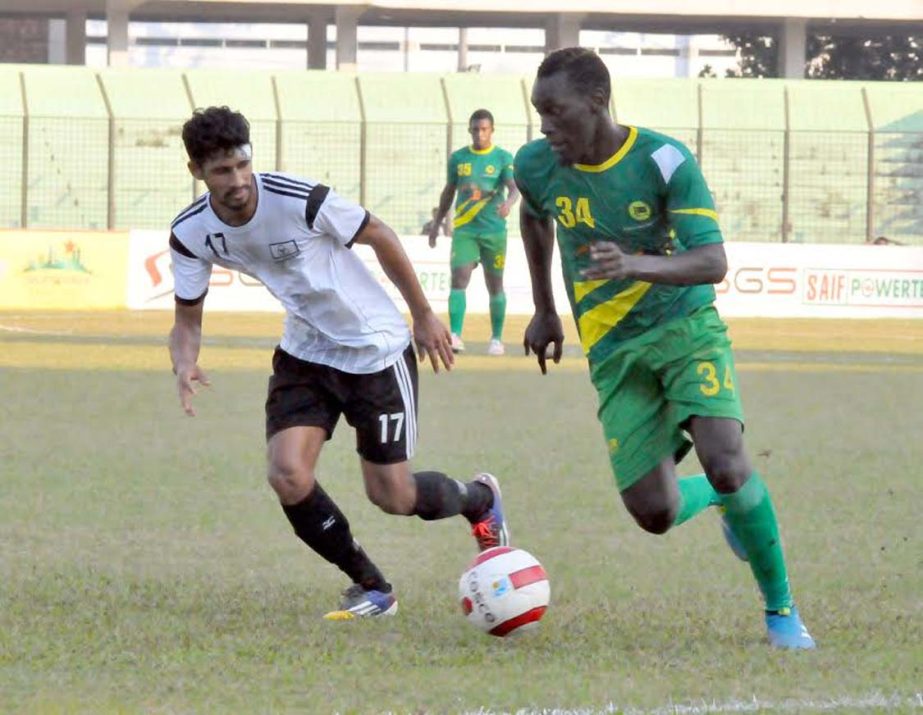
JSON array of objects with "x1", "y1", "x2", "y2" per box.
[{"x1": 168, "y1": 106, "x2": 510, "y2": 620}]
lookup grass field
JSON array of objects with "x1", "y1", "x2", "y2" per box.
[{"x1": 1, "y1": 311, "x2": 921, "y2": 714}]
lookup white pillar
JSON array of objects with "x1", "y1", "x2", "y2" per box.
[
  {"x1": 66, "y1": 9, "x2": 87, "y2": 65},
  {"x1": 458, "y1": 27, "x2": 468, "y2": 71},
  {"x1": 675, "y1": 35, "x2": 697, "y2": 78},
  {"x1": 47, "y1": 19, "x2": 66, "y2": 64},
  {"x1": 545, "y1": 13, "x2": 583, "y2": 54},
  {"x1": 777, "y1": 17, "x2": 807, "y2": 78},
  {"x1": 335, "y1": 5, "x2": 364, "y2": 72},
  {"x1": 307, "y1": 12, "x2": 326, "y2": 69},
  {"x1": 106, "y1": 0, "x2": 131, "y2": 67}
]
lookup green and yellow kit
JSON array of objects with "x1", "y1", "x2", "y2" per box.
[
  {"x1": 447, "y1": 145, "x2": 514, "y2": 272},
  {"x1": 514, "y1": 126, "x2": 744, "y2": 489}
]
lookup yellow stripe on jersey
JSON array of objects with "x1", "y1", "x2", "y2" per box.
[
  {"x1": 454, "y1": 197, "x2": 475, "y2": 215},
  {"x1": 573, "y1": 126, "x2": 638, "y2": 173},
  {"x1": 670, "y1": 207, "x2": 719, "y2": 221},
  {"x1": 454, "y1": 197, "x2": 491, "y2": 228},
  {"x1": 577, "y1": 280, "x2": 653, "y2": 355},
  {"x1": 573, "y1": 279, "x2": 610, "y2": 303}
]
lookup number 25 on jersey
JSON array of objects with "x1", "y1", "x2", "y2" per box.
[{"x1": 555, "y1": 196, "x2": 595, "y2": 229}]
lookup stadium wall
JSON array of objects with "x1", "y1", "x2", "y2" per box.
[
  {"x1": 0, "y1": 65, "x2": 920, "y2": 246},
  {"x1": 1, "y1": 229, "x2": 921, "y2": 319}
]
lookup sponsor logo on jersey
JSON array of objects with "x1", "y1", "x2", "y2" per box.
[
  {"x1": 269, "y1": 240, "x2": 301, "y2": 261},
  {"x1": 485, "y1": 165, "x2": 496, "y2": 175},
  {"x1": 628, "y1": 201, "x2": 652, "y2": 221}
]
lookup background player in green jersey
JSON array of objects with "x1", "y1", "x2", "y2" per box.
[
  {"x1": 515, "y1": 47, "x2": 815, "y2": 649},
  {"x1": 429, "y1": 109, "x2": 519, "y2": 356}
]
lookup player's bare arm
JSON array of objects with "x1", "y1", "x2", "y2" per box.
[
  {"x1": 519, "y1": 201, "x2": 564, "y2": 374},
  {"x1": 497, "y1": 179, "x2": 520, "y2": 219},
  {"x1": 169, "y1": 299, "x2": 210, "y2": 416},
  {"x1": 429, "y1": 183, "x2": 456, "y2": 247},
  {"x1": 583, "y1": 242, "x2": 728, "y2": 285},
  {"x1": 355, "y1": 214, "x2": 454, "y2": 372}
]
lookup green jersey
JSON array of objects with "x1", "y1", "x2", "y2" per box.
[
  {"x1": 447, "y1": 145, "x2": 514, "y2": 235},
  {"x1": 513, "y1": 126, "x2": 723, "y2": 367}
]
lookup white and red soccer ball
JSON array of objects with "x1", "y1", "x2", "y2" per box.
[{"x1": 458, "y1": 546, "x2": 550, "y2": 637}]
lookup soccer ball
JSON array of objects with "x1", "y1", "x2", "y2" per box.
[{"x1": 458, "y1": 546, "x2": 550, "y2": 637}]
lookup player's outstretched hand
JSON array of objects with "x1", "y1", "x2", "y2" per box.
[
  {"x1": 582, "y1": 241, "x2": 634, "y2": 280},
  {"x1": 414, "y1": 311, "x2": 454, "y2": 373},
  {"x1": 175, "y1": 365, "x2": 211, "y2": 416},
  {"x1": 524, "y1": 312, "x2": 564, "y2": 375}
]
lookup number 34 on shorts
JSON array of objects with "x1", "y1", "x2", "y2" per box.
[{"x1": 696, "y1": 360, "x2": 735, "y2": 397}]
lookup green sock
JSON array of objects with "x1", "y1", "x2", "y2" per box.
[
  {"x1": 673, "y1": 473, "x2": 721, "y2": 527},
  {"x1": 488, "y1": 292, "x2": 507, "y2": 340},
  {"x1": 719, "y1": 472, "x2": 793, "y2": 611},
  {"x1": 448, "y1": 289, "x2": 466, "y2": 336}
]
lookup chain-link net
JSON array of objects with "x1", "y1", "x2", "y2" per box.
[
  {"x1": 363, "y1": 122, "x2": 447, "y2": 236},
  {"x1": 701, "y1": 129, "x2": 785, "y2": 242},
  {"x1": 279, "y1": 120, "x2": 362, "y2": 202},
  {"x1": 247, "y1": 120, "x2": 278, "y2": 175},
  {"x1": 787, "y1": 131, "x2": 869, "y2": 244},
  {"x1": 9, "y1": 109, "x2": 923, "y2": 246},
  {"x1": 26, "y1": 117, "x2": 109, "y2": 230},
  {"x1": 0, "y1": 115, "x2": 23, "y2": 228},
  {"x1": 112, "y1": 119, "x2": 193, "y2": 229},
  {"x1": 872, "y1": 131, "x2": 923, "y2": 246}
]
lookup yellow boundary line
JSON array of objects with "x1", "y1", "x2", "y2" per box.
[{"x1": 0, "y1": 342, "x2": 920, "y2": 374}]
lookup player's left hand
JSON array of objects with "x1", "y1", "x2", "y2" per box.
[
  {"x1": 582, "y1": 241, "x2": 635, "y2": 280},
  {"x1": 413, "y1": 310, "x2": 454, "y2": 373},
  {"x1": 497, "y1": 202, "x2": 511, "y2": 219}
]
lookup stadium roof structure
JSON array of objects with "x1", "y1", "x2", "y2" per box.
[
  {"x1": 1, "y1": 0, "x2": 921, "y2": 28},
  {"x1": 1, "y1": 0, "x2": 920, "y2": 76}
]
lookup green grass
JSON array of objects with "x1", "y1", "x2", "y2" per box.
[{"x1": 1, "y1": 353, "x2": 922, "y2": 713}]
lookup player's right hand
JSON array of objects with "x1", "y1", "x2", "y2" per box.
[
  {"x1": 413, "y1": 310, "x2": 454, "y2": 373},
  {"x1": 524, "y1": 312, "x2": 564, "y2": 375},
  {"x1": 427, "y1": 230, "x2": 438, "y2": 248},
  {"x1": 175, "y1": 365, "x2": 211, "y2": 416}
]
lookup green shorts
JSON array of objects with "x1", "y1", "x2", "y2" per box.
[
  {"x1": 450, "y1": 230, "x2": 507, "y2": 274},
  {"x1": 591, "y1": 306, "x2": 745, "y2": 492}
]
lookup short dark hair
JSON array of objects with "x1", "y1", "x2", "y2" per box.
[
  {"x1": 182, "y1": 106, "x2": 251, "y2": 166},
  {"x1": 469, "y1": 108, "x2": 494, "y2": 126},
  {"x1": 537, "y1": 47, "x2": 611, "y2": 104}
]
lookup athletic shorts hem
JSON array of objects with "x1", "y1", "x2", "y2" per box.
[
  {"x1": 674, "y1": 408, "x2": 745, "y2": 431},
  {"x1": 614, "y1": 433, "x2": 690, "y2": 493},
  {"x1": 355, "y1": 448, "x2": 412, "y2": 466},
  {"x1": 265, "y1": 418, "x2": 333, "y2": 443}
]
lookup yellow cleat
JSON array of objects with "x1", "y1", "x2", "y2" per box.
[{"x1": 323, "y1": 609, "x2": 357, "y2": 621}]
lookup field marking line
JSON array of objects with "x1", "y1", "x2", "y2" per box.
[
  {"x1": 0, "y1": 324, "x2": 74, "y2": 337},
  {"x1": 461, "y1": 691, "x2": 923, "y2": 714}
]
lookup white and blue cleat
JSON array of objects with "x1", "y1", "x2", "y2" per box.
[
  {"x1": 323, "y1": 584, "x2": 398, "y2": 621},
  {"x1": 765, "y1": 605, "x2": 817, "y2": 649}
]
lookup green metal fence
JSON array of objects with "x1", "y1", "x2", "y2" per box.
[{"x1": 0, "y1": 65, "x2": 920, "y2": 244}]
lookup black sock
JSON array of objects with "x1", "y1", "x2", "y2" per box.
[
  {"x1": 412, "y1": 471, "x2": 493, "y2": 523},
  {"x1": 282, "y1": 483, "x2": 389, "y2": 592}
]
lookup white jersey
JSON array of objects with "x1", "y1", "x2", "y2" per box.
[{"x1": 169, "y1": 172, "x2": 411, "y2": 374}]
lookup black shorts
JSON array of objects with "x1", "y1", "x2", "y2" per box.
[{"x1": 265, "y1": 344, "x2": 419, "y2": 465}]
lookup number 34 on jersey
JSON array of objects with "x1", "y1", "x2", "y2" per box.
[{"x1": 555, "y1": 196, "x2": 596, "y2": 229}]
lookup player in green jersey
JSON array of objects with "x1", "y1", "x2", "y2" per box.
[
  {"x1": 429, "y1": 109, "x2": 519, "y2": 356},
  {"x1": 515, "y1": 47, "x2": 815, "y2": 649}
]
